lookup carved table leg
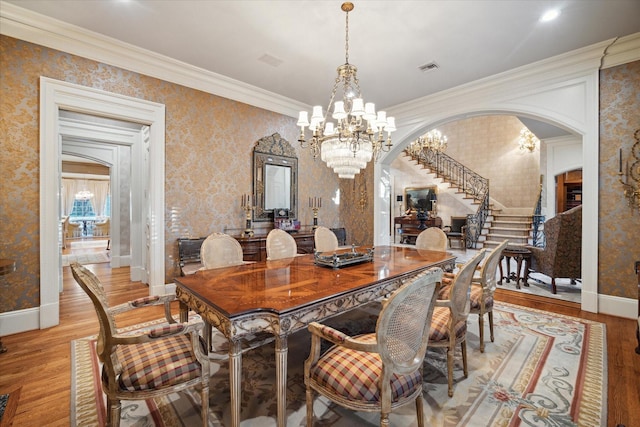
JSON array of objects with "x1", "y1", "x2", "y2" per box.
[
  {"x1": 229, "y1": 340, "x2": 243, "y2": 427},
  {"x1": 514, "y1": 254, "x2": 523, "y2": 290},
  {"x1": 275, "y1": 335, "x2": 289, "y2": 427}
]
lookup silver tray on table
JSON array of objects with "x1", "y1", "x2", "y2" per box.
[{"x1": 314, "y1": 246, "x2": 375, "y2": 269}]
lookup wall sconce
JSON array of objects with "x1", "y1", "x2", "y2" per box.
[
  {"x1": 619, "y1": 129, "x2": 640, "y2": 213},
  {"x1": 518, "y1": 128, "x2": 539, "y2": 152}
]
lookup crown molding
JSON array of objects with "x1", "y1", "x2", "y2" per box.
[
  {"x1": 0, "y1": 1, "x2": 307, "y2": 118},
  {"x1": 601, "y1": 32, "x2": 640, "y2": 69}
]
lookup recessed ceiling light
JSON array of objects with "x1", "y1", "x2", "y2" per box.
[{"x1": 539, "y1": 9, "x2": 560, "y2": 23}]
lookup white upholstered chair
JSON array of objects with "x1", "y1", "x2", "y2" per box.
[
  {"x1": 314, "y1": 226, "x2": 339, "y2": 253},
  {"x1": 415, "y1": 227, "x2": 448, "y2": 252},
  {"x1": 200, "y1": 232, "x2": 244, "y2": 269},
  {"x1": 304, "y1": 268, "x2": 441, "y2": 427},
  {"x1": 266, "y1": 228, "x2": 297, "y2": 260}
]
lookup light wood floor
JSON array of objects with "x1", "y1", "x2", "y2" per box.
[{"x1": 0, "y1": 259, "x2": 638, "y2": 426}]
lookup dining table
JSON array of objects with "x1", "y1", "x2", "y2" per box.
[{"x1": 174, "y1": 245, "x2": 455, "y2": 427}]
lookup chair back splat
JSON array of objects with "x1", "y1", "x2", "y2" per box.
[
  {"x1": 266, "y1": 228, "x2": 297, "y2": 260},
  {"x1": 304, "y1": 268, "x2": 442, "y2": 427},
  {"x1": 415, "y1": 227, "x2": 448, "y2": 252},
  {"x1": 200, "y1": 232, "x2": 244, "y2": 270},
  {"x1": 314, "y1": 226, "x2": 339, "y2": 253},
  {"x1": 69, "y1": 262, "x2": 210, "y2": 427}
]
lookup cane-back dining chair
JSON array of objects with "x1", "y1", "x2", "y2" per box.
[
  {"x1": 469, "y1": 240, "x2": 508, "y2": 352},
  {"x1": 428, "y1": 249, "x2": 485, "y2": 397},
  {"x1": 415, "y1": 227, "x2": 448, "y2": 252},
  {"x1": 200, "y1": 232, "x2": 244, "y2": 269},
  {"x1": 314, "y1": 226, "x2": 339, "y2": 253},
  {"x1": 304, "y1": 268, "x2": 442, "y2": 427},
  {"x1": 266, "y1": 228, "x2": 297, "y2": 260},
  {"x1": 69, "y1": 262, "x2": 210, "y2": 427}
]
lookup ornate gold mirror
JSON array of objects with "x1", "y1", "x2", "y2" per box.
[{"x1": 253, "y1": 133, "x2": 298, "y2": 222}]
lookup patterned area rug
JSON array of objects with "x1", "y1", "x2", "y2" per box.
[
  {"x1": 62, "y1": 252, "x2": 110, "y2": 267},
  {"x1": 71, "y1": 303, "x2": 606, "y2": 426}
]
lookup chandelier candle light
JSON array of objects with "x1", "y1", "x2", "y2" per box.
[
  {"x1": 297, "y1": 2, "x2": 396, "y2": 179},
  {"x1": 241, "y1": 194, "x2": 254, "y2": 237},
  {"x1": 416, "y1": 129, "x2": 448, "y2": 153},
  {"x1": 309, "y1": 197, "x2": 322, "y2": 229}
]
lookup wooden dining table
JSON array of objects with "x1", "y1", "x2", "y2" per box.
[{"x1": 174, "y1": 245, "x2": 455, "y2": 427}]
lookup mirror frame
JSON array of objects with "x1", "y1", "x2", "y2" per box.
[{"x1": 253, "y1": 133, "x2": 298, "y2": 222}]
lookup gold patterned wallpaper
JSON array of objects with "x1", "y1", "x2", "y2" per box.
[
  {"x1": 598, "y1": 60, "x2": 640, "y2": 299},
  {"x1": 0, "y1": 35, "x2": 344, "y2": 312},
  {"x1": 1, "y1": 34, "x2": 637, "y2": 315}
]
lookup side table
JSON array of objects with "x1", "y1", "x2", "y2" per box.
[
  {"x1": 0, "y1": 258, "x2": 17, "y2": 354},
  {"x1": 498, "y1": 246, "x2": 532, "y2": 290}
]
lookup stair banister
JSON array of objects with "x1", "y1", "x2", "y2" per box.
[{"x1": 406, "y1": 147, "x2": 490, "y2": 248}]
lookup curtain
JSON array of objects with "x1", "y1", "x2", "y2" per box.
[
  {"x1": 92, "y1": 180, "x2": 110, "y2": 217},
  {"x1": 61, "y1": 178, "x2": 110, "y2": 217}
]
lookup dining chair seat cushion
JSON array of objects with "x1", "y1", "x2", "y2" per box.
[
  {"x1": 469, "y1": 285, "x2": 494, "y2": 310},
  {"x1": 428, "y1": 306, "x2": 467, "y2": 341},
  {"x1": 109, "y1": 334, "x2": 202, "y2": 392},
  {"x1": 308, "y1": 333, "x2": 422, "y2": 404}
]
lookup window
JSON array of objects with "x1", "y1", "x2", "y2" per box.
[{"x1": 70, "y1": 199, "x2": 95, "y2": 218}]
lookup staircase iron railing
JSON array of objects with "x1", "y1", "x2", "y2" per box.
[
  {"x1": 405, "y1": 147, "x2": 490, "y2": 248},
  {"x1": 531, "y1": 182, "x2": 545, "y2": 247}
]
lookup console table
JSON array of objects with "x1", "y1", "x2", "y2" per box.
[
  {"x1": 235, "y1": 231, "x2": 314, "y2": 262},
  {"x1": 394, "y1": 216, "x2": 441, "y2": 244}
]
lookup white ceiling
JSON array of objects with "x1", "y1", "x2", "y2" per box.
[{"x1": 5, "y1": 0, "x2": 640, "y2": 138}]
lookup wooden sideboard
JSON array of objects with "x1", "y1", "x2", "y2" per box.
[
  {"x1": 394, "y1": 216, "x2": 442, "y2": 244},
  {"x1": 235, "y1": 231, "x2": 315, "y2": 262}
]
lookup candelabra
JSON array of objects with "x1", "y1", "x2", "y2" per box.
[
  {"x1": 619, "y1": 129, "x2": 640, "y2": 214},
  {"x1": 241, "y1": 194, "x2": 254, "y2": 237},
  {"x1": 309, "y1": 197, "x2": 322, "y2": 229}
]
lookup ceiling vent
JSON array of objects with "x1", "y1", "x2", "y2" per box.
[{"x1": 419, "y1": 61, "x2": 439, "y2": 72}]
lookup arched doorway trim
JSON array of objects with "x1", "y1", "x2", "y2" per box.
[{"x1": 375, "y1": 72, "x2": 599, "y2": 313}]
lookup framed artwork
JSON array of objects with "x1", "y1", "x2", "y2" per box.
[{"x1": 404, "y1": 186, "x2": 437, "y2": 213}]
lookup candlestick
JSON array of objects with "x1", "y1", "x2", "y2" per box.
[{"x1": 619, "y1": 148, "x2": 622, "y2": 174}]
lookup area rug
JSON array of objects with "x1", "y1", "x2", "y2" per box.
[
  {"x1": 71, "y1": 302, "x2": 606, "y2": 426},
  {"x1": 62, "y1": 252, "x2": 110, "y2": 267}
]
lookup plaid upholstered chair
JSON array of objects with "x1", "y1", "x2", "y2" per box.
[
  {"x1": 415, "y1": 227, "x2": 448, "y2": 252},
  {"x1": 70, "y1": 263, "x2": 210, "y2": 427},
  {"x1": 200, "y1": 232, "x2": 244, "y2": 269},
  {"x1": 266, "y1": 228, "x2": 298, "y2": 260},
  {"x1": 469, "y1": 240, "x2": 509, "y2": 352},
  {"x1": 428, "y1": 249, "x2": 485, "y2": 397},
  {"x1": 304, "y1": 268, "x2": 442, "y2": 427}
]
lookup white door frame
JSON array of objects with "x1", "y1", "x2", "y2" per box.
[{"x1": 40, "y1": 77, "x2": 165, "y2": 329}]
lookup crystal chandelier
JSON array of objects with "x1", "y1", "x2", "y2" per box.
[
  {"x1": 414, "y1": 129, "x2": 448, "y2": 153},
  {"x1": 297, "y1": 2, "x2": 395, "y2": 179},
  {"x1": 75, "y1": 190, "x2": 94, "y2": 200},
  {"x1": 519, "y1": 128, "x2": 539, "y2": 152}
]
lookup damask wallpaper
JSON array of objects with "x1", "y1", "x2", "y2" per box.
[
  {"x1": 598, "y1": 60, "x2": 640, "y2": 299},
  {"x1": 0, "y1": 35, "x2": 342, "y2": 312}
]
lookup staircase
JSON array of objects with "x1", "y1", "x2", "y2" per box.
[{"x1": 482, "y1": 213, "x2": 533, "y2": 249}]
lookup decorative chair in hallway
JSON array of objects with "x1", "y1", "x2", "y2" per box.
[
  {"x1": 469, "y1": 240, "x2": 509, "y2": 352},
  {"x1": 444, "y1": 216, "x2": 467, "y2": 250},
  {"x1": 527, "y1": 205, "x2": 582, "y2": 294},
  {"x1": 428, "y1": 249, "x2": 485, "y2": 397},
  {"x1": 415, "y1": 227, "x2": 448, "y2": 252},
  {"x1": 304, "y1": 268, "x2": 441, "y2": 427},
  {"x1": 63, "y1": 216, "x2": 82, "y2": 249},
  {"x1": 93, "y1": 217, "x2": 111, "y2": 250},
  {"x1": 69, "y1": 262, "x2": 209, "y2": 427},
  {"x1": 266, "y1": 228, "x2": 297, "y2": 260}
]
